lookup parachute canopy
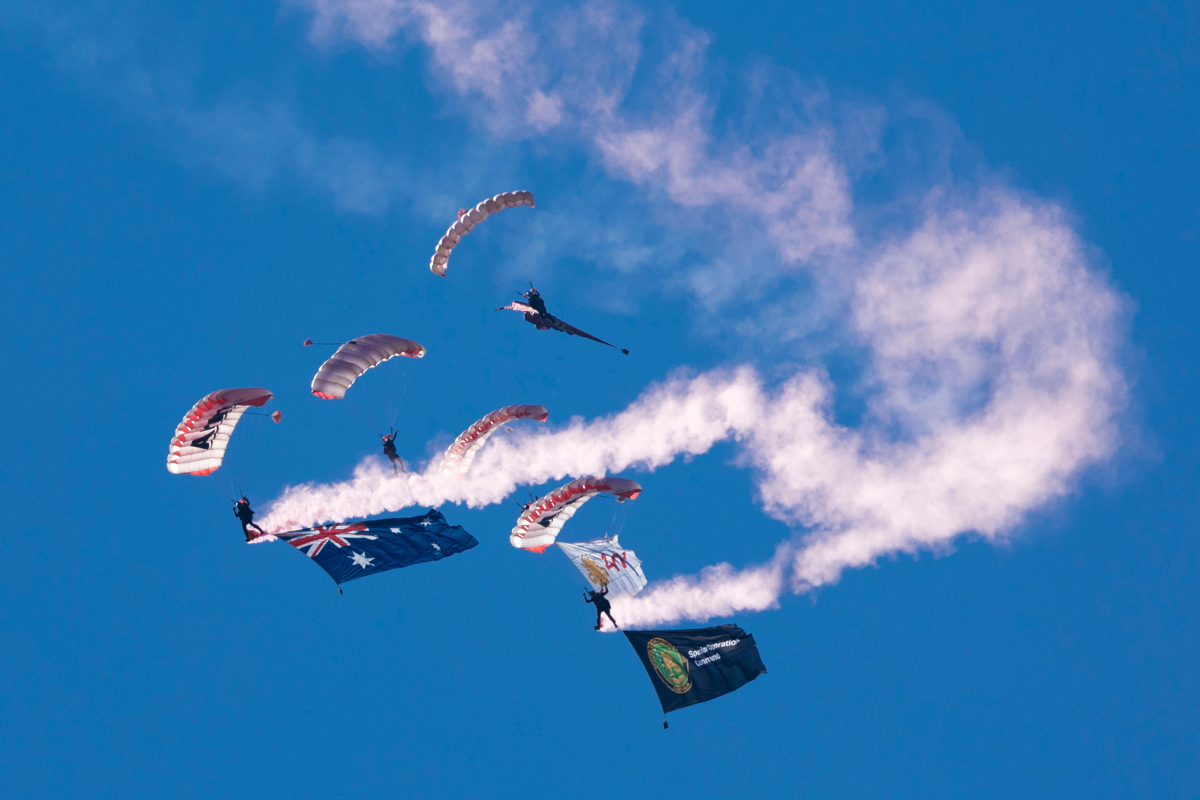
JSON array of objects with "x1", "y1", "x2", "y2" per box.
[
  {"x1": 310, "y1": 334, "x2": 426, "y2": 399},
  {"x1": 439, "y1": 404, "x2": 549, "y2": 476},
  {"x1": 430, "y1": 190, "x2": 535, "y2": 277},
  {"x1": 167, "y1": 388, "x2": 274, "y2": 476},
  {"x1": 510, "y1": 476, "x2": 641, "y2": 553},
  {"x1": 557, "y1": 536, "x2": 647, "y2": 597}
]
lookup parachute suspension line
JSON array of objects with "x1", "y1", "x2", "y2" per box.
[
  {"x1": 389, "y1": 374, "x2": 409, "y2": 432},
  {"x1": 611, "y1": 503, "x2": 627, "y2": 541},
  {"x1": 342, "y1": 400, "x2": 382, "y2": 442}
]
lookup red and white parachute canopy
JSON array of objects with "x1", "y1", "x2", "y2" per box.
[
  {"x1": 167, "y1": 388, "x2": 275, "y2": 476},
  {"x1": 510, "y1": 476, "x2": 642, "y2": 553},
  {"x1": 430, "y1": 190, "x2": 535, "y2": 277},
  {"x1": 439, "y1": 404, "x2": 549, "y2": 477},
  {"x1": 310, "y1": 334, "x2": 426, "y2": 400}
]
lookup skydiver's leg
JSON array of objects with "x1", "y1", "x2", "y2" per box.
[
  {"x1": 595, "y1": 609, "x2": 603, "y2": 630},
  {"x1": 398, "y1": 457, "x2": 408, "y2": 474},
  {"x1": 604, "y1": 610, "x2": 619, "y2": 629}
]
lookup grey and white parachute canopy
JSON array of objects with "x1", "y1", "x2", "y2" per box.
[
  {"x1": 439, "y1": 404, "x2": 549, "y2": 476},
  {"x1": 557, "y1": 536, "x2": 647, "y2": 597},
  {"x1": 167, "y1": 388, "x2": 278, "y2": 476},
  {"x1": 429, "y1": 191, "x2": 535, "y2": 277},
  {"x1": 511, "y1": 476, "x2": 642, "y2": 553},
  {"x1": 309, "y1": 334, "x2": 426, "y2": 400}
]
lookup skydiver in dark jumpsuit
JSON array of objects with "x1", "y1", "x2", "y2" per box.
[
  {"x1": 381, "y1": 429, "x2": 405, "y2": 474},
  {"x1": 523, "y1": 287, "x2": 549, "y2": 317},
  {"x1": 585, "y1": 586, "x2": 618, "y2": 630},
  {"x1": 234, "y1": 497, "x2": 265, "y2": 542}
]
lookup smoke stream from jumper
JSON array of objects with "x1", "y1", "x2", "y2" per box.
[{"x1": 263, "y1": 195, "x2": 1127, "y2": 626}]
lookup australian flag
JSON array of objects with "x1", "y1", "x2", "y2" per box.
[{"x1": 275, "y1": 508, "x2": 478, "y2": 586}]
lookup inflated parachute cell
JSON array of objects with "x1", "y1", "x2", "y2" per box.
[
  {"x1": 439, "y1": 404, "x2": 549, "y2": 476},
  {"x1": 167, "y1": 388, "x2": 274, "y2": 476},
  {"x1": 429, "y1": 190, "x2": 535, "y2": 277},
  {"x1": 510, "y1": 476, "x2": 642, "y2": 553},
  {"x1": 310, "y1": 334, "x2": 426, "y2": 400}
]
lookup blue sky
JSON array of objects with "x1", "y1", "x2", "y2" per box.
[{"x1": 1, "y1": 1, "x2": 1197, "y2": 797}]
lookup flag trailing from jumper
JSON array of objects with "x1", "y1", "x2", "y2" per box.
[
  {"x1": 275, "y1": 508, "x2": 477, "y2": 586},
  {"x1": 556, "y1": 536, "x2": 647, "y2": 597},
  {"x1": 624, "y1": 624, "x2": 767, "y2": 715}
]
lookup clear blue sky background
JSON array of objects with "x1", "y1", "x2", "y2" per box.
[{"x1": 2, "y1": 1, "x2": 1197, "y2": 797}]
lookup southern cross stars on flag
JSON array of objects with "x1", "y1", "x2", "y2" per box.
[{"x1": 274, "y1": 509, "x2": 478, "y2": 586}]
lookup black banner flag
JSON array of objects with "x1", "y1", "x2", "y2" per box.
[{"x1": 624, "y1": 624, "x2": 767, "y2": 714}]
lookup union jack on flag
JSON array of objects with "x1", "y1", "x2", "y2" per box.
[
  {"x1": 283, "y1": 523, "x2": 378, "y2": 558},
  {"x1": 274, "y1": 509, "x2": 478, "y2": 587}
]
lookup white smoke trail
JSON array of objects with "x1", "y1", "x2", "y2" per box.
[
  {"x1": 262, "y1": 192, "x2": 1127, "y2": 626},
  {"x1": 260, "y1": 367, "x2": 764, "y2": 532},
  {"x1": 253, "y1": 1, "x2": 1132, "y2": 626}
]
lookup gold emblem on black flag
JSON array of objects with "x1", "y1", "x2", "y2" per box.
[{"x1": 647, "y1": 638, "x2": 691, "y2": 693}]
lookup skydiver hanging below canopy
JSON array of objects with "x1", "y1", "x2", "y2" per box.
[
  {"x1": 523, "y1": 285, "x2": 549, "y2": 316},
  {"x1": 497, "y1": 285, "x2": 630, "y2": 355},
  {"x1": 381, "y1": 428, "x2": 406, "y2": 475},
  {"x1": 585, "y1": 586, "x2": 619, "y2": 631},
  {"x1": 233, "y1": 496, "x2": 266, "y2": 542}
]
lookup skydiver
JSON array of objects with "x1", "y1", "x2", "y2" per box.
[
  {"x1": 584, "y1": 586, "x2": 618, "y2": 630},
  {"x1": 233, "y1": 496, "x2": 265, "y2": 542},
  {"x1": 523, "y1": 286, "x2": 549, "y2": 317},
  {"x1": 498, "y1": 291, "x2": 630, "y2": 354},
  {"x1": 381, "y1": 428, "x2": 406, "y2": 474}
]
